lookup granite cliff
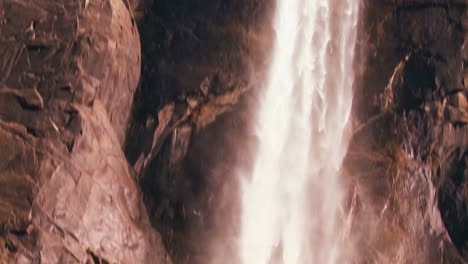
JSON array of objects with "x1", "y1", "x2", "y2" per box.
[{"x1": 0, "y1": 0, "x2": 467, "y2": 263}]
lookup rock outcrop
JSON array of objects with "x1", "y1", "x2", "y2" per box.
[{"x1": 0, "y1": 0, "x2": 169, "y2": 263}]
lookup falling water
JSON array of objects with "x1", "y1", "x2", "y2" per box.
[{"x1": 240, "y1": 0, "x2": 359, "y2": 263}]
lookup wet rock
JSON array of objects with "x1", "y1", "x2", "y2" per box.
[
  {"x1": 3, "y1": 0, "x2": 466, "y2": 263},
  {"x1": 123, "y1": 1, "x2": 274, "y2": 261},
  {"x1": 346, "y1": 0, "x2": 468, "y2": 262}
]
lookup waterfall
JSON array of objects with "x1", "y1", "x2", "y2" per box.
[{"x1": 239, "y1": 0, "x2": 359, "y2": 263}]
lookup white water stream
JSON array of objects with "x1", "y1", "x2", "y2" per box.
[{"x1": 239, "y1": 0, "x2": 359, "y2": 263}]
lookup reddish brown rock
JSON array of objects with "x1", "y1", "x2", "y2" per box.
[
  {"x1": 0, "y1": 0, "x2": 170, "y2": 262},
  {"x1": 345, "y1": 1, "x2": 468, "y2": 262}
]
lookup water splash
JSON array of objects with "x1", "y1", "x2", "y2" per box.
[{"x1": 239, "y1": 0, "x2": 359, "y2": 263}]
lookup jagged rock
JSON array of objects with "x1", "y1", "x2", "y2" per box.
[
  {"x1": 190, "y1": 84, "x2": 249, "y2": 130},
  {"x1": 445, "y1": 104, "x2": 468, "y2": 124},
  {"x1": 2, "y1": 0, "x2": 467, "y2": 263},
  {"x1": 123, "y1": 1, "x2": 274, "y2": 262},
  {"x1": 0, "y1": 0, "x2": 170, "y2": 263},
  {"x1": 346, "y1": 1, "x2": 468, "y2": 262},
  {"x1": 123, "y1": 0, "x2": 468, "y2": 262},
  {"x1": 449, "y1": 92, "x2": 468, "y2": 109}
]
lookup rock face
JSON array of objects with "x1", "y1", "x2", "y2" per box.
[
  {"x1": 124, "y1": 0, "x2": 274, "y2": 263},
  {"x1": 128, "y1": 2, "x2": 468, "y2": 263},
  {"x1": 345, "y1": 0, "x2": 468, "y2": 262},
  {"x1": 0, "y1": 0, "x2": 169, "y2": 263},
  {"x1": 1, "y1": 0, "x2": 467, "y2": 263}
]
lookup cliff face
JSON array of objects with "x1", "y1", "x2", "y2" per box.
[
  {"x1": 124, "y1": 1, "x2": 274, "y2": 262},
  {"x1": 346, "y1": 0, "x2": 468, "y2": 262},
  {"x1": 0, "y1": 0, "x2": 169, "y2": 263},
  {"x1": 0, "y1": 0, "x2": 274, "y2": 263},
  {"x1": 1, "y1": 0, "x2": 467, "y2": 263}
]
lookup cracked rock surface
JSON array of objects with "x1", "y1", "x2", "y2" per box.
[
  {"x1": 1, "y1": 0, "x2": 467, "y2": 263},
  {"x1": 345, "y1": 1, "x2": 468, "y2": 262},
  {"x1": 0, "y1": 0, "x2": 170, "y2": 263}
]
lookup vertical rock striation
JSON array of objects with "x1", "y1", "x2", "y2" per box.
[
  {"x1": 345, "y1": 0, "x2": 468, "y2": 262},
  {"x1": 0, "y1": 0, "x2": 170, "y2": 262}
]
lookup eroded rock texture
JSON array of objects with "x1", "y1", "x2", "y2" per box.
[
  {"x1": 124, "y1": 1, "x2": 274, "y2": 262},
  {"x1": 345, "y1": 0, "x2": 468, "y2": 262},
  {"x1": 0, "y1": 0, "x2": 169, "y2": 263},
  {"x1": 1, "y1": 0, "x2": 467, "y2": 263}
]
